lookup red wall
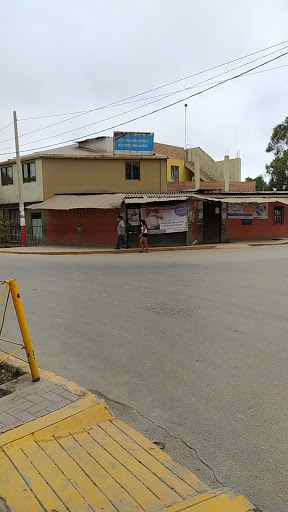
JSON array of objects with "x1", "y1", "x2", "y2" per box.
[
  {"x1": 46, "y1": 210, "x2": 78, "y2": 244},
  {"x1": 81, "y1": 209, "x2": 118, "y2": 245},
  {"x1": 226, "y1": 203, "x2": 288, "y2": 240}
]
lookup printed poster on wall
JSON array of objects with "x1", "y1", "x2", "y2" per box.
[
  {"x1": 140, "y1": 203, "x2": 188, "y2": 234},
  {"x1": 127, "y1": 208, "x2": 140, "y2": 226},
  {"x1": 228, "y1": 203, "x2": 268, "y2": 219}
]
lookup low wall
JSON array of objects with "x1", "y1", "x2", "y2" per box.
[{"x1": 167, "y1": 181, "x2": 256, "y2": 192}]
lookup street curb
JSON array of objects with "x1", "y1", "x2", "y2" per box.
[
  {"x1": 1, "y1": 240, "x2": 287, "y2": 255},
  {"x1": 0, "y1": 355, "x2": 255, "y2": 511},
  {"x1": 0, "y1": 245, "x2": 217, "y2": 255},
  {"x1": 0, "y1": 351, "x2": 111, "y2": 447}
]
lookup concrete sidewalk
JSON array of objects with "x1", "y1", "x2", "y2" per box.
[
  {"x1": 0, "y1": 354, "x2": 255, "y2": 512},
  {"x1": 0, "y1": 238, "x2": 287, "y2": 255}
]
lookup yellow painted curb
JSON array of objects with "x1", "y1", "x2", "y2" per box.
[
  {"x1": 40, "y1": 368, "x2": 90, "y2": 396},
  {"x1": 160, "y1": 490, "x2": 254, "y2": 511},
  {"x1": 0, "y1": 394, "x2": 111, "y2": 447}
]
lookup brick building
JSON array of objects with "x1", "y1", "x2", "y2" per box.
[{"x1": 2, "y1": 133, "x2": 286, "y2": 247}]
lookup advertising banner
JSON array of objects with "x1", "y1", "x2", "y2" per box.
[
  {"x1": 140, "y1": 203, "x2": 188, "y2": 234},
  {"x1": 228, "y1": 203, "x2": 268, "y2": 219},
  {"x1": 127, "y1": 208, "x2": 140, "y2": 226},
  {"x1": 114, "y1": 132, "x2": 154, "y2": 154}
]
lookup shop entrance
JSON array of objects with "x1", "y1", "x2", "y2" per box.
[{"x1": 203, "y1": 201, "x2": 221, "y2": 243}]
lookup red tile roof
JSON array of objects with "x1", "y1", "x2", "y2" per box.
[{"x1": 154, "y1": 142, "x2": 185, "y2": 160}]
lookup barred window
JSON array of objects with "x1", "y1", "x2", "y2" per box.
[{"x1": 274, "y1": 206, "x2": 284, "y2": 224}]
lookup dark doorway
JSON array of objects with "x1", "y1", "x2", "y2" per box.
[{"x1": 203, "y1": 201, "x2": 221, "y2": 243}]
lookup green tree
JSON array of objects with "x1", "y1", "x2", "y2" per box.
[
  {"x1": 245, "y1": 175, "x2": 269, "y2": 191},
  {"x1": 265, "y1": 116, "x2": 288, "y2": 190}
]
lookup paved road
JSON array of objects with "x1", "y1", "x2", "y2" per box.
[{"x1": 1, "y1": 246, "x2": 287, "y2": 512}]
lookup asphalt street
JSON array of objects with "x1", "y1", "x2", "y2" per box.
[{"x1": 1, "y1": 246, "x2": 287, "y2": 512}]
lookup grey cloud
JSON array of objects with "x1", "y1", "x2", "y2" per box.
[{"x1": 1, "y1": 0, "x2": 287, "y2": 178}]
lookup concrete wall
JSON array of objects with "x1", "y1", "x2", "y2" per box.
[
  {"x1": 186, "y1": 148, "x2": 241, "y2": 182},
  {"x1": 226, "y1": 203, "x2": 288, "y2": 240},
  {"x1": 0, "y1": 159, "x2": 43, "y2": 204},
  {"x1": 215, "y1": 157, "x2": 241, "y2": 182},
  {"x1": 42, "y1": 158, "x2": 167, "y2": 198},
  {"x1": 167, "y1": 159, "x2": 191, "y2": 182},
  {"x1": 167, "y1": 181, "x2": 256, "y2": 192}
]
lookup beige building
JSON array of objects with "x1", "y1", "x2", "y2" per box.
[
  {"x1": 153, "y1": 142, "x2": 241, "y2": 189},
  {"x1": 0, "y1": 138, "x2": 168, "y2": 240},
  {"x1": 0, "y1": 136, "x2": 247, "y2": 243}
]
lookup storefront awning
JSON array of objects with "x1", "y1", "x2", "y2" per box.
[
  {"x1": 193, "y1": 194, "x2": 288, "y2": 204},
  {"x1": 125, "y1": 196, "x2": 189, "y2": 204},
  {"x1": 27, "y1": 194, "x2": 125, "y2": 210}
]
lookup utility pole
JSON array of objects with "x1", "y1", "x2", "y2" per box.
[
  {"x1": 184, "y1": 103, "x2": 188, "y2": 151},
  {"x1": 13, "y1": 110, "x2": 26, "y2": 246}
]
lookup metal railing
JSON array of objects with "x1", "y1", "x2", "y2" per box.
[
  {"x1": 0, "y1": 280, "x2": 40, "y2": 381},
  {"x1": 1, "y1": 234, "x2": 38, "y2": 247}
]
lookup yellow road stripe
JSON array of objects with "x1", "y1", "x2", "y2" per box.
[
  {"x1": 22, "y1": 439, "x2": 93, "y2": 512},
  {"x1": 0, "y1": 449, "x2": 44, "y2": 512},
  {"x1": 160, "y1": 490, "x2": 253, "y2": 511},
  {"x1": 101, "y1": 420, "x2": 194, "y2": 499},
  {"x1": 2, "y1": 443, "x2": 64, "y2": 511},
  {"x1": 73, "y1": 429, "x2": 163, "y2": 510},
  {"x1": 58, "y1": 433, "x2": 143, "y2": 512},
  {"x1": 32, "y1": 404, "x2": 111, "y2": 443},
  {"x1": 114, "y1": 419, "x2": 210, "y2": 493},
  {"x1": 39, "y1": 436, "x2": 117, "y2": 512},
  {"x1": 90, "y1": 423, "x2": 182, "y2": 506}
]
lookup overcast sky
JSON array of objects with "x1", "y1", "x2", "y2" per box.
[{"x1": 1, "y1": 0, "x2": 287, "y2": 179}]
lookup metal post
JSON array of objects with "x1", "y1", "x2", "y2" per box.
[
  {"x1": 13, "y1": 110, "x2": 26, "y2": 246},
  {"x1": 77, "y1": 209, "x2": 82, "y2": 246},
  {"x1": 184, "y1": 103, "x2": 188, "y2": 151},
  {"x1": 8, "y1": 279, "x2": 40, "y2": 381}
]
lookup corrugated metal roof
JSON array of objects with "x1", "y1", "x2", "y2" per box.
[
  {"x1": 125, "y1": 195, "x2": 188, "y2": 204},
  {"x1": 194, "y1": 194, "x2": 288, "y2": 204},
  {"x1": 27, "y1": 191, "x2": 288, "y2": 211},
  {"x1": 27, "y1": 194, "x2": 125, "y2": 210},
  {"x1": 125, "y1": 192, "x2": 190, "y2": 198}
]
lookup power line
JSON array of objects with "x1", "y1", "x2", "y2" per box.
[
  {"x1": 17, "y1": 39, "x2": 288, "y2": 122},
  {"x1": 1, "y1": 51, "x2": 286, "y2": 158},
  {"x1": 0, "y1": 122, "x2": 14, "y2": 133},
  {"x1": 0, "y1": 39, "x2": 284, "y2": 144},
  {"x1": 1, "y1": 44, "x2": 287, "y2": 150},
  {"x1": 0, "y1": 62, "x2": 282, "y2": 151}
]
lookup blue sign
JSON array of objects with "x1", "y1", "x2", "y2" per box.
[{"x1": 114, "y1": 132, "x2": 154, "y2": 153}]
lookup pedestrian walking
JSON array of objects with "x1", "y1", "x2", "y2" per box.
[
  {"x1": 139, "y1": 219, "x2": 149, "y2": 253},
  {"x1": 115, "y1": 215, "x2": 129, "y2": 249}
]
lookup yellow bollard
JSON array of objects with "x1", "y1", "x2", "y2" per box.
[{"x1": 7, "y1": 279, "x2": 40, "y2": 382}]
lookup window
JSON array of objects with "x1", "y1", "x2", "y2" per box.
[
  {"x1": 22, "y1": 162, "x2": 36, "y2": 183},
  {"x1": 125, "y1": 161, "x2": 140, "y2": 180},
  {"x1": 171, "y1": 165, "x2": 179, "y2": 182},
  {"x1": 242, "y1": 218, "x2": 252, "y2": 225},
  {"x1": 1, "y1": 166, "x2": 13, "y2": 186},
  {"x1": 274, "y1": 206, "x2": 284, "y2": 224},
  {"x1": 31, "y1": 213, "x2": 43, "y2": 240}
]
